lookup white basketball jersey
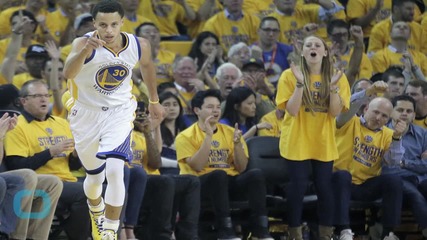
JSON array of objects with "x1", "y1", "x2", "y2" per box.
[{"x1": 71, "y1": 31, "x2": 140, "y2": 108}]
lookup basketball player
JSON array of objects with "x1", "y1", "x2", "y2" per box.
[{"x1": 63, "y1": 0, "x2": 164, "y2": 239}]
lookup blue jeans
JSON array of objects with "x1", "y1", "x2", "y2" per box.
[
  {"x1": 402, "y1": 179, "x2": 427, "y2": 228},
  {"x1": 333, "y1": 171, "x2": 403, "y2": 228},
  {"x1": 0, "y1": 172, "x2": 25, "y2": 234},
  {"x1": 123, "y1": 166, "x2": 147, "y2": 226}
]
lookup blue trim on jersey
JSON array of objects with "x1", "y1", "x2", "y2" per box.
[
  {"x1": 96, "y1": 131, "x2": 133, "y2": 162},
  {"x1": 134, "y1": 35, "x2": 141, "y2": 60},
  {"x1": 85, "y1": 163, "x2": 106, "y2": 175},
  {"x1": 84, "y1": 50, "x2": 96, "y2": 64}
]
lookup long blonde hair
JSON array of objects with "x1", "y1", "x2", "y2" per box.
[{"x1": 299, "y1": 36, "x2": 334, "y2": 113}]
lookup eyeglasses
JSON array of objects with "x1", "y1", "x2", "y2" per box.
[
  {"x1": 25, "y1": 94, "x2": 52, "y2": 99},
  {"x1": 260, "y1": 28, "x2": 280, "y2": 33}
]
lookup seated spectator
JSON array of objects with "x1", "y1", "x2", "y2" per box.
[
  {"x1": 368, "y1": 0, "x2": 427, "y2": 56},
  {"x1": 406, "y1": 80, "x2": 427, "y2": 129},
  {"x1": 176, "y1": 89, "x2": 273, "y2": 240},
  {"x1": 257, "y1": 109, "x2": 284, "y2": 137},
  {"x1": 381, "y1": 67, "x2": 406, "y2": 99},
  {"x1": 133, "y1": 110, "x2": 200, "y2": 240},
  {"x1": 159, "y1": 91, "x2": 189, "y2": 175},
  {"x1": 216, "y1": 62, "x2": 242, "y2": 100},
  {"x1": 203, "y1": 0, "x2": 259, "y2": 53},
  {"x1": 172, "y1": 56, "x2": 206, "y2": 114},
  {"x1": 4, "y1": 80, "x2": 90, "y2": 240},
  {"x1": 13, "y1": 44, "x2": 49, "y2": 89},
  {"x1": 185, "y1": 0, "x2": 223, "y2": 38},
  {"x1": 239, "y1": 58, "x2": 276, "y2": 118},
  {"x1": 135, "y1": 22, "x2": 177, "y2": 85},
  {"x1": 221, "y1": 86, "x2": 272, "y2": 140},
  {"x1": 253, "y1": 16, "x2": 293, "y2": 86},
  {"x1": 158, "y1": 82, "x2": 179, "y2": 96},
  {"x1": 327, "y1": 20, "x2": 371, "y2": 85},
  {"x1": 333, "y1": 90, "x2": 406, "y2": 240},
  {"x1": 0, "y1": 10, "x2": 40, "y2": 75},
  {"x1": 137, "y1": 0, "x2": 196, "y2": 40},
  {"x1": 188, "y1": 31, "x2": 224, "y2": 79},
  {"x1": 227, "y1": 42, "x2": 251, "y2": 70},
  {"x1": 382, "y1": 95, "x2": 427, "y2": 239},
  {"x1": 119, "y1": 0, "x2": 151, "y2": 34},
  {"x1": 371, "y1": 21, "x2": 427, "y2": 76},
  {"x1": 351, "y1": 79, "x2": 373, "y2": 94},
  {"x1": 270, "y1": 0, "x2": 344, "y2": 44}
]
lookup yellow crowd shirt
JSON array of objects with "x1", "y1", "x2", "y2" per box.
[
  {"x1": 346, "y1": 0, "x2": 392, "y2": 37},
  {"x1": 60, "y1": 44, "x2": 72, "y2": 62},
  {"x1": 4, "y1": 114, "x2": 77, "y2": 182},
  {"x1": 176, "y1": 123, "x2": 248, "y2": 176},
  {"x1": 335, "y1": 46, "x2": 373, "y2": 80},
  {"x1": 45, "y1": 10, "x2": 71, "y2": 44},
  {"x1": 371, "y1": 46, "x2": 427, "y2": 76},
  {"x1": 130, "y1": 131, "x2": 160, "y2": 175},
  {"x1": 243, "y1": 0, "x2": 275, "y2": 18},
  {"x1": 258, "y1": 110, "x2": 283, "y2": 137},
  {"x1": 334, "y1": 116, "x2": 394, "y2": 185},
  {"x1": 186, "y1": 0, "x2": 223, "y2": 38},
  {"x1": 203, "y1": 10, "x2": 260, "y2": 52},
  {"x1": 137, "y1": 0, "x2": 186, "y2": 37},
  {"x1": 269, "y1": 7, "x2": 318, "y2": 45},
  {"x1": 275, "y1": 69, "x2": 350, "y2": 161},
  {"x1": 0, "y1": 6, "x2": 48, "y2": 38},
  {"x1": 0, "y1": 38, "x2": 39, "y2": 66},
  {"x1": 414, "y1": 116, "x2": 427, "y2": 129},
  {"x1": 122, "y1": 15, "x2": 152, "y2": 34},
  {"x1": 155, "y1": 49, "x2": 177, "y2": 84},
  {"x1": 368, "y1": 19, "x2": 427, "y2": 55}
]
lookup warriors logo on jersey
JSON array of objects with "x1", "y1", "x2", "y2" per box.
[{"x1": 95, "y1": 64, "x2": 130, "y2": 92}]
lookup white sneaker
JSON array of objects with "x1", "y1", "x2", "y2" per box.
[
  {"x1": 101, "y1": 229, "x2": 117, "y2": 240},
  {"x1": 339, "y1": 229, "x2": 354, "y2": 240},
  {"x1": 383, "y1": 232, "x2": 399, "y2": 240}
]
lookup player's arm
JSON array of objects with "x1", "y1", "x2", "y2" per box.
[
  {"x1": 63, "y1": 32, "x2": 105, "y2": 79},
  {"x1": 138, "y1": 37, "x2": 158, "y2": 101}
]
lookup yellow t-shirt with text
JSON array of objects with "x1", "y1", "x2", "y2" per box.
[
  {"x1": 4, "y1": 115, "x2": 77, "y2": 182},
  {"x1": 243, "y1": 0, "x2": 275, "y2": 18},
  {"x1": 334, "y1": 116, "x2": 393, "y2": 185},
  {"x1": 122, "y1": 15, "x2": 152, "y2": 34},
  {"x1": 203, "y1": 10, "x2": 260, "y2": 52},
  {"x1": 275, "y1": 69, "x2": 350, "y2": 161},
  {"x1": 176, "y1": 123, "x2": 248, "y2": 176}
]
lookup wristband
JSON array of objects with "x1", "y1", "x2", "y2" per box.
[
  {"x1": 392, "y1": 136, "x2": 402, "y2": 141},
  {"x1": 255, "y1": 124, "x2": 259, "y2": 132},
  {"x1": 296, "y1": 82, "x2": 304, "y2": 88},
  {"x1": 149, "y1": 99, "x2": 159, "y2": 104}
]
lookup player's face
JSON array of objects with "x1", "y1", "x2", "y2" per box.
[
  {"x1": 363, "y1": 100, "x2": 392, "y2": 130},
  {"x1": 302, "y1": 36, "x2": 327, "y2": 65},
  {"x1": 391, "y1": 100, "x2": 415, "y2": 124},
  {"x1": 21, "y1": 83, "x2": 50, "y2": 120},
  {"x1": 200, "y1": 37, "x2": 217, "y2": 56},
  {"x1": 237, "y1": 94, "x2": 256, "y2": 118},
  {"x1": 196, "y1": 97, "x2": 221, "y2": 124},
  {"x1": 161, "y1": 97, "x2": 181, "y2": 121},
  {"x1": 386, "y1": 76, "x2": 405, "y2": 98},
  {"x1": 93, "y1": 12, "x2": 123, "y2": 44}
]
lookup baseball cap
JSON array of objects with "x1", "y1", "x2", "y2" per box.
[
  {"x1": 74, "y1": 13, "x2": 93, "y2": 30},
  {"x1": 25, "y1": 44, "x2": 49, "y2": 59},
  {"x1": 242, "y1": 58, "x2": 265, "y2": 70}
]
